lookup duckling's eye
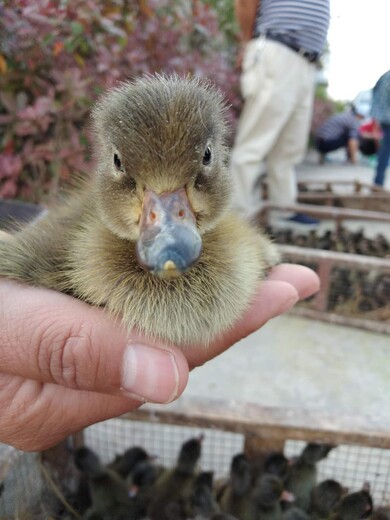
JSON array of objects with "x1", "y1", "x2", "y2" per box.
[
  {"x1": 114, "y1": 153, "x2": 123, "y2": 172},
  {"x1": 202, "y1": 146, "x2": 212, "y2": 166}
]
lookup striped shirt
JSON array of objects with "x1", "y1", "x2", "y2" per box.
[
  {"x1": 254, "y1": 0, "x2": 330, "y2": 55},
  {"x1": 371, "y1": 70, "x2": 390, "y2": 125},
  {"x1": 316, "y1": 110, "x2": 360, "y2": 141}
]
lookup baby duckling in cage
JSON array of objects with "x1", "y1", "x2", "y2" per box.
[
  {"x1": 285, "y1": 443, "x2": 335, "y2": 512},
  {"x1": 332, "y1": 483, "x2": 373, "y2": 520},
  {"x1": 0, "y1": 74, "x2": 279, "y2": 348},
  {"x1": 147, "y1": 435, "x2": 203, "y2": 520},
  {"x1": 211, "y1": 515, "x2": 239, "y2": 520},
  {"x1": 262, "y1": 452, "x2": 290, "y2": 482},
  {"x1": 127, "y1": 458, "x2": 164, "y2": 519},
  {"x1": 107, "y1": 446, "x2": 148, "y2": 480},
  {"x1": 74, "y1": 446, "x2": 135, "y2": 520},
  {"x1": 219, "y1": 453, "x2": 252, "y2": 520},
  {"x1": 190, "y1": 471, "x2": 220, "y2": 518},
  {"x1": 282, "y1": 506, "x2": 310, "y2": 520},
  {"x1": 309, "y1": 478, "x2": 344, "y2": 519},
  {"x1": 251, "y1": 473, "x2": 295, "y2": 520}
]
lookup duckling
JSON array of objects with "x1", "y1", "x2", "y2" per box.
[
  {"x1": 263, "y1": 452, "x2": 290, "y2": 482},
  {"x1": 211, "y1": 515, "x2": 239, "y2": 520},
  {"x1": 148, "y1": 435, "x2": 203, "y2": 520},
  {"x1": 190, "y1": 471, "x2": 220, "y2": 518},
  {"x1": 331, "y1": 486, "x2": 373, "y2": 520},
  {"x1": 285, "y1": 443, "x2": 335, "y2": 512},
  {"x1": 127, "y1": 458, "x2": 164, "y2": 519},
  {"x1": 282, "y1": 507, "x2": 310, "y2": 520},
  {"x1": 219, "y1": 453, "x2": 253, "y2": 520},
  {"x1": 247, "y1": 451, "x2": 289, "y2": 492},
  {"x1": 310, "y1": 479, "x2": 344, "y2": 519},
  {"x1": 107, "y1": 446, "x2": 149, "y2": 480},
  {"x1": 74, "y1": 446, "x2": 135, "y2": 520},
  {"x1": 252, "y1": 474, "x2": 295, "y2": 520},
  {"x1": 0, "y1": 75, "x2": 279, "y2": 348}
]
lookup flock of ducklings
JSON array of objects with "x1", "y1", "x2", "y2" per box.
[
  {"x1": 269, "y1": 227, "x2": 389, "y2": 258},
  {"x1": 269, "y1": 226, "x2": 390, "y2": 317},
  {"x1": 56, "y1": 437, "x2": 390, "y2": 520}
]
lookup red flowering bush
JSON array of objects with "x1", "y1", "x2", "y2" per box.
[
  {"x1": 0, "y1": 0, "x2": 241, "y2": 202},
  {"x1": 310, "y1": 84, "x2": 342, "y2": 139},
  {"x1": 311, "y1": 98, "x2": 337, "y2": 138}
]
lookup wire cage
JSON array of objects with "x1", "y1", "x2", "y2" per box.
[
  {"x1": 256, "y1": 203, "x2": 390, "y2": 334},
  {"x1": 296, "y1": 180, "x2": 390, "y2": 213},
  {"x1": 2, "y1": 397, "x2": 390, "y2": 519},
  {"x1": 84, "y1": 419, "x2": 390, "y2": 505},
  {"x1": 259, "y1": 177, "x2": 390, "y2": 212},
  {"x1": 0, "y1": 203, "x2": 388, "y2": 518}
]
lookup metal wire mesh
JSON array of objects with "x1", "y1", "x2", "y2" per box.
[
  {"x1": 84, "y1": 418, "x2": 244, "y2": 479},
  {"x1": 285, "y1": 440, "x2": 390, "y2": 506},
  {"x1": 3, "y1": 419, "x2": 390, "y2": 518},
  {"x1": 268, "y1": 225, "x2": 390, "y2": 326},
  {"x1": 86, "y1": 420, "x2": 390, "y2": 505}
]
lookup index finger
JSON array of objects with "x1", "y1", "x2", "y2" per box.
[{"x1": 186, "y1": 264, "x2": 319, "y2": 368}]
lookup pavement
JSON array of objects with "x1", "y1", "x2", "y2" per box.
[
  {"x1": 268, "y1": 149, "x2": 390, "y2": 238},
  {"x1": 185, "y1": 313, "x2": 390, "y2": 416},
  {"x1": 184, "y1": 150, "x2": 390, "y2": 416}
]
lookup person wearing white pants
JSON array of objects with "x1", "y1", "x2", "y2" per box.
[{"x1": 231, "y1": 0, "x2": 330, "y2": 224}]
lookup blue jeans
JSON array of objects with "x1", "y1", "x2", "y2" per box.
[
  {"x1": 374, "y1": 123, "x2": 390, "y2": 186},
  {"x1": 316, "y1": 134, "x2": 348, "y2": 154}
]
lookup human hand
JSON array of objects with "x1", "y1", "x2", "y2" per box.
[
  {"x1": 0, "y1": 264, "x2": 318, "y2": 451},
  {"x1": 186, "y1": 263, "x2": 319, "y2": 368}
]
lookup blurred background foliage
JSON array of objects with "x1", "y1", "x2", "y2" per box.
[
  {"x1": 0, "y1": 0, "x2": 241, "y2": 202},
  {"x1": 0, "y1": 0, "x2": 336, "y2": 203}
]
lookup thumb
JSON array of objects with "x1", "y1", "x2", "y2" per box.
[{"x1": 0, "y1": 281, "x2": 189, "y2": 404}]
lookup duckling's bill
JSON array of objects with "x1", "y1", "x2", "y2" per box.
[{"x1": 136, "y1": 188, "x2": 202, "y2": 279}]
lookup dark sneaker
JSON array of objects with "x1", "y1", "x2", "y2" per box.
[{"x1": 286, "y1": 213, "x2": 319, "y2": 225}]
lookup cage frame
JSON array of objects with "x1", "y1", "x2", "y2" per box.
[
  {"x1": 117, "y1": 397, "x2": 390, "y2": 457},
  {"x1": 260, "y1": 178, "x2": 390, "y2": 212},
  {"x1": 278, "y1": 244, "x2": 390, "y2": 334},
  {"x1": 256, "y1": 202, "x2": 390, "y2": 334},
  {"x1": 3, "y1": 399, "x2": 390, "y2": 518},
  {"x1": 256, "y1": 202, "x2": 390, "y2": 229}
]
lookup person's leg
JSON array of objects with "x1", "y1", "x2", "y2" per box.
[
  {"x1": 374, "y1": 123, "x2": 390, "y2": 186},
  {"x1": 316, "y1": 135, "x2": 347, "y2": 154},
  {"x1": 359, "y1": 137, "x2": 377, "y2": 157},
  {"x1": 266, "y1": 57, "x2": 316, "y2": 207},
  {"x1": 231, "y1": 40, "x2": 300, "y2": 213},
  {"x1": 316, "y1": 134, "x2": 348, "y2": 164}
]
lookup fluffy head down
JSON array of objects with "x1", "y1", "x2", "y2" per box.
[{"x1": 91, "y1": 74, "x2": 232, "y2": 240}]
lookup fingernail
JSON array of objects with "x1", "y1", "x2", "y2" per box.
[{"x1": 122, "y1": 344, "x2": 180, "y2": 403}]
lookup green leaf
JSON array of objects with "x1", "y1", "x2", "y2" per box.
[
  {"x1": 70, "y1": 21, "x2": 84, "y2": 36},
  {"x1": 64, "y1": 35, "x2": 82, "y2": 53},
  {"x1": 42, "y1": 34, "x2": 55, "y2": 46}
]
